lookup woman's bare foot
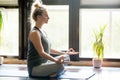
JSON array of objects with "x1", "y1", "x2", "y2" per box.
[{"x1": 50, "y1": 73, "x2": 57, "y2": 77}]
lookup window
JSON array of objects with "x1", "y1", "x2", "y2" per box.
[
  {"x1": 42, "y1": 5, "x2": 69, "y2": 51},
  {"x1": 80, "y1": 9, "x2": 120, "y2": 59},
  {"x1": 81, "y1": 0, "x2": 120, "y2": 6},
  {"x1": 0, "y1": 8, "x2": 19, "y2": 56}
]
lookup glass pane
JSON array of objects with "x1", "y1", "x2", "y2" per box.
[
  {"x1": 0, "y1": 8, "x2": 19, "y2": 56},
  {"x1": 0, "y1": 0, "x2": 18, "y2": 6},
  {"x1": 81, "y1": 0, "x2": 120, "y2": 5},
  {"x1": 80, "y1": 9, "x2": 120, "y2": 59},
  {"x1": 111, "y1": 11, "x2": 120, "y2": 58},
  {"x1": 43, "y1": 6, "x2": 69, "y2": 51}
]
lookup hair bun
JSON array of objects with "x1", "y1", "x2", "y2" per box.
[{"x1": 34, "y1": 3, "x2": 40, "y2": 8}]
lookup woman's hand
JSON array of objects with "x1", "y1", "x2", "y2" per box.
[
  {"x1": 66, "y1": 48, "x2": 79, "y2": 55},
  {"x1": 55, "y1": 56, "x2": 64, "y2": 64}
]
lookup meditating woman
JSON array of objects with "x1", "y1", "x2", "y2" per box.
[{"x1": 27, "y1": 1, "x2": 78, "y2": 78}]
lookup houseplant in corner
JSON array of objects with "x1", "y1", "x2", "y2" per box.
[
  {"x1": 0, "y1": 10, "x2": 4, "y2": 65},
  {"x1": 92, "y1": 24, "x2": 107, "y2": 68}
]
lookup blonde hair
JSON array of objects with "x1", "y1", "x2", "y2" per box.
[{"x1": 30, "y1": 0, "x2": 46, "y2": 23}]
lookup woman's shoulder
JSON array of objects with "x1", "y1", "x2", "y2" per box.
[
  {"x1": 29, "y1": 30, "x2": 41, "y2": 40},
  {"x1": 30, "y1": 29, "x2": 39, "y2": 35}
]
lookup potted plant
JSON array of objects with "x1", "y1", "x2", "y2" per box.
[
  {"x1": 0, "y1": 10, "x2": 4, "y2": 65},
  {"x1": 92, "y1": 24, "x2": 107, "y2": 68},
  {"x1": 0, "y1": 11, "x2": 3, "y2": 41}
]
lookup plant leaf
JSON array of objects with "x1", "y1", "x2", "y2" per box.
[
  {"x1": 0, "y1": 11, "x2": 3, "y2": 32},
  {"x1": 0, "y1": 11, "x2": 3, "y2": 45},
  {"x1": 92, "y1": 24, "x2": 107, "y2": 59}
]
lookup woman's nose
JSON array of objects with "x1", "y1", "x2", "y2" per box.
[{"x1": 47, "y1": 16, "x2": 50, "y2": 19}]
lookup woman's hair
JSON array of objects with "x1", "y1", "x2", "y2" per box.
[{"x1": 31, "y1": 1, "x2": 46, "y2": 21}]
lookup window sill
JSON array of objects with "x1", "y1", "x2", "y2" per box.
[
  {"x1": 69, "y1": 60, "x2": 120, "y2": 67},
  {"x1": 3, "y1": 58, "x2": 120, "y2": 67},
  {"x1": 3, "y1": 58, "x2": 26, "y2": 64}
]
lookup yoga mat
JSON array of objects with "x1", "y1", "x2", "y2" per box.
[{"x1": 59, "y1": 67, "x2": 96, "y2": 80}]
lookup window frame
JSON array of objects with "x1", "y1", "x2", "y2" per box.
[
  {"x1": 79, "y1": 0, "x2": 120, "y2": 61},
  {"x1": 41, "y1": 0, "x2": 80, "y2": 61},
  {"x1": 0, "y1": 2, "x2": 19, "y2": 57},
  {"x1": 19, "y1": 0, "x2": 32, "y2": 59}
]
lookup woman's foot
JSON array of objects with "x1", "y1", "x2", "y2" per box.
[{"x1": 50, "y1": 73, "x2": 57, "y2": 77}]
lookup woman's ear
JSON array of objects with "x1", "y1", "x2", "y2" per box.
[{"x1": 37, "y1": 15, "x2": 41, "y2": 19}]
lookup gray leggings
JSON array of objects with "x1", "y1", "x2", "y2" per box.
[{"x1": 31, "y1": 60, "x2": 64, "y2": 77}]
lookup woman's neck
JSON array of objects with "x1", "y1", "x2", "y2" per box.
[{"x1": 35, "y1": 22, "x2": 43, "y2": 29}]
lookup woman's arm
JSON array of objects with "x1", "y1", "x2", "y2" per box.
[
  {"x1": 51, "y1": 48, "x2": 79, "y2": 55},
  {"x1": 50, "y1": 49, "x2": 65, "y2": 55}
]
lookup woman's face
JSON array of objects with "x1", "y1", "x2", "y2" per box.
[{"x1": 41, "y1": 10, "x2": 49, "y2": 23}]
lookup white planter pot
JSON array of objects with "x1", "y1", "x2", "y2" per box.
[
  {"x1": 92, "y1": 58, "x2": 103, "y2": 68},
  {"x1": 0, "y1": 57, "x2": 4, "y2": 65}
]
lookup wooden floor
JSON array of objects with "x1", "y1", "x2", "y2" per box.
[{"x1": 0, "y1": 64, "x2": 120, "y2": 80}]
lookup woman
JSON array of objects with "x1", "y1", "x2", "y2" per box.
[{"x1": 27, "y1": 1, "x2": 78, "y2": 78}]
